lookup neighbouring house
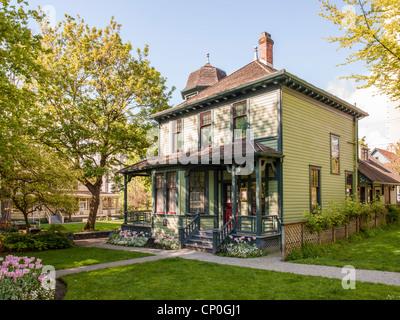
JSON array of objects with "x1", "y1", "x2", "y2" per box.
[
  {"x1": 10, "y1": 182, "x2": 121, "y2": 224},
  {"x1": 359, "y1": 146, "x2": 400, "y2": 204},
  {"x1": 371, "y1": 148, "x2": 398, "y2": 166},
  {"x1": 119, "y1": 32, "x2": 368, "y2": 253}
]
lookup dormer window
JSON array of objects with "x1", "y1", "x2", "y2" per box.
[
  {"x1": 361, "y1": 147, "x2": 369, "y2": 160},
  {"x1": 233, "y1": 101, "x2": 248, "y2": 141},
  {"x1": 173, "y1": 120, "x2": 183, "y2": 153},
  {"x1": 200, "y1": 111, "x2": 212, "y2": 148}
]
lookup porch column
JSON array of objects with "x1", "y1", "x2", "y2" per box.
[
  {"x1": 231, "y1": 164, "x2": 237, "y2": 230},
  {"x1": 123, "y1": 174, "x2": 128, "y2": 224},
  {"x1": 255, "y1": 158, "x2": 261, "y2": 236}
]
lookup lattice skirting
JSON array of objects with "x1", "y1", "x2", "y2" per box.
[{"x1": 282, "y1": 212, "x2": 387, "y2": 259}]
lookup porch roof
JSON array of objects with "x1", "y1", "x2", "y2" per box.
[
  {"x1": 119, "y1": 140, "x2": 283, "y2": 175},
  {"x1": 358, "y1": 156, "x2": 400, "y2": 185}
]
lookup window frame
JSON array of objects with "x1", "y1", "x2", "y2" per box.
[
  {"x1": 233, "y1": 101, "x2": 248, "y2": 141},
  {"x1": 330, "y1": 134, "x2": 340, "y2": 174},
  {"x1": 309, "y1": 165, "x2": 321, "y2": 213},
  {"x1": 155, "y1": 173, "x2": 165, "y2": 214},
  {"x1": 166, "y1": 171, "x2": 177, "y2": 214},
  {"x1": 172, "y1": 119, "x2": 183, "y2": 153},
  {"x1": 345, "y1": 171, "x2": 354, "y2": 198},
  {"x1": 200, "y1": 111, "x2": 212, "y2": 149},
  {"x1": 188, "y1": 171, "x2": 206, "y2": 215}
]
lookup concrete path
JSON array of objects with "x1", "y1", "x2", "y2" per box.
[{"x1": 56, "y1": 238, "x2": 400, "y2": 287}]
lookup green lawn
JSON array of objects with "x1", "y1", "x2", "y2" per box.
[
  {"x1": 288, "y1": 223, "x2": 400, "y2": 272},
  {"x1": 1, "y1": 246, "x2": 153, "y2": 270},
  {"x1": 61, "y1": 257, "x2": 400, "y2": 300},
  {"x1": 40, "y1": 220, "x2": 123, "y2": 233}
]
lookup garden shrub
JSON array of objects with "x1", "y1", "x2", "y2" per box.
[
  {"x1": 152, "y1": 234, "x2": 179, "y2": 250},
  {"x1": 286, "y1": 242, "x2": 324, "y2": 261},
  {"x1": 106, "y1": 230, "x2": 149, "y2": 247},
  {"x1": 217, "y1": 236, "x2": 265, "y2": 258},
  {"x1": 387, "y1": 204, "x2": 400, "y2": 223},
  {"x1": 0, "y1": 231, "x2": 73, "y2": 253},
  {"x1": 303, "y1": 199, "x2": 388, "y2": 234}
]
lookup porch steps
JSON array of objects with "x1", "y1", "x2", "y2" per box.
[{"x1": 184, "y1": 229, "x2": 213, "y2": 252}]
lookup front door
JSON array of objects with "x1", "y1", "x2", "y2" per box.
[{"x1": 224, "y1": 184, "x2": 237, "y2": 224}]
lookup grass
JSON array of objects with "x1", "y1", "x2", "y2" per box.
[
  {"x1": 40, "y1": 220, "x2": 123, "y2": 233},
  {"x1": 287, "y1": 223, "x2": 400, "y2": 272},
  {"x1": 61, "y1": 257, "x2": 400, "y2": 300},
  {"x1": 1, "y1": 245, "x2": 153, "y2": 270}
]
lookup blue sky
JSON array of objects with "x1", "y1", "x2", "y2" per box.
[{"x1": 28, "y1": 0, "x2": 398, "y2": 149}]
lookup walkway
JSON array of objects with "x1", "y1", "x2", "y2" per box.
[{"x1": 56, "y1": 238, "x2": 400, "y2": 287}]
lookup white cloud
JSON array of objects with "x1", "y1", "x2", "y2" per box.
[{"x1": 326, "y1": 79, "x2": 391, "y2": 150}]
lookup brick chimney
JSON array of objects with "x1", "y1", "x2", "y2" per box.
[{"x1": 258, "y1": 32, "x2": 274, "y2": 67}]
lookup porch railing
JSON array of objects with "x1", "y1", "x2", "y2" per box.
[
  {"x1": 237, "y1": 215, "x2": 281, "y2": 234},
  {"x1": 212, "y1": 217, "x2": 235, "y2": 254},
  {"x1": 125, "y1": 211, "x2": 152, "y2": 225},
  {"x1": 178, "y1": 213, "x2": 200, "y2": 249}
]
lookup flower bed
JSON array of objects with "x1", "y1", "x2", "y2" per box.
[
  {"x1": 152, "y1": 234, "x2": 179, "y2": 250},
  {"x1": 0, "y1": 255, "x2": 54, "y2": 300},
  {"x1": 217, "y1": 236, "x2": 265, "y2": 258},
  {"x1": 106, "y1": 230, "x2": 149, "y2": 247}
]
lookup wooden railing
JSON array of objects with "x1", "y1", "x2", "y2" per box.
[
  {"x1": 178, "y1": 213, "x2": 200, "y2": 248},
  {"x1": 212, "y1": 217, "x2": 235, "y2": 254},
  {"x1": 125, "y1": 211, "x2": 152, "y2": 225},
  {"x1": 237, "y1": 215, "x2": 281, "y2": 234}
]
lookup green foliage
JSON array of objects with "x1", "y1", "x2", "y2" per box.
[
  {"x1": 319, "y1": 0, "x2": 400, "y2": 103},
  {"x1": 0, "y1": 231, "x2": 73, "y2": 253},
  {"x1": 387, "y1": 204, "x2": 400, "y2": 223},
  {"x1": 286, "y1": 242, "x2": 325, "y2": 261},
  {"x1": 33, "y1": 14, "x2": 174, "y2": 230},
  {"x1": 303, "y1": 199, "x2": 386, "y2": 234},
  {"x1": 217, "y1": 236, "x2": 265, "y2": 258}
]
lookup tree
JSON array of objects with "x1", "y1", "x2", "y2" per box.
[
  {"x1": 35, "y1": 15, "x2": 173, "y2": 231},
  {"x1": 319, "y1": 0, "x2": 400, "y2": 105},
  {"x1": 0, "y1": 143, "x2": 78, "y2": 232},
  {"x1": 0, "y1": 0, "x2": 44, "y2": 221}
]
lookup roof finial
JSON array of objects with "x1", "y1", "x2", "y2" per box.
[
  {"x1": 206, "y1": 53, "x2": 210, "y2": 64},
  {"x1": 254, "y1": 46, "x2": 258, "y2": 61}
]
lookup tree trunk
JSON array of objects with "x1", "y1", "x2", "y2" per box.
[
  {"x1": 1, "y1": 199, "x2": 12, "y2": 221},
  {"x1": 84, "y1": 176, "x2": 103, "y2": 231},
  {"x1": 23, "y1": 210, "x2": 31, "y2": 233}
]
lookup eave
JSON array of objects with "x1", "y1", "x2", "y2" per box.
[{"x1": 150, "y1": 70, "x2": 368, "y2": 122}]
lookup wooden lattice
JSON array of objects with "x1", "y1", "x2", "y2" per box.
[{"x1": 282, "y1": 212, "x2": 387, "y2": 259}]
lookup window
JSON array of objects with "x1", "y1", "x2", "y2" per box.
[
  {"x1": 310, "y1": 167, "x2": 321, "y2": 212},
  {"x1": 331, "y1": 134, "x2": 340, "y2": 174},
  {"x1": 166, "y1": 172, "x2": 177, "y2": 214},
  {"x1": 79, "y1": 200, "x2": 87, "y2": 211},
  {"x1": 189, "y1": 171, "x2": 205, "y2": 214},
  {"x1": 200, "y1": 111, "x2": 212, "y2": 148},
  {"x1": 173, "y1": 120, "x2": 183, "y2": 153},
  {"x1": 346, "y1": 172, "x2": 353, "y2": 198},
  {"x1": 233, "y1": 101, "x2": 248, "y2": 141},
  {"x1": 155, "y1": 173, "x2": 164, "y2": 213},
  {"x1": 361, "y1": 147, "x2": 369, "y2": 160}
]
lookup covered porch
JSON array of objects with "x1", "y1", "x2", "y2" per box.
[{"x1": 119, "y1": 141, "x2": 284, "y2": 254}]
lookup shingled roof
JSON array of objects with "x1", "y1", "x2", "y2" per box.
[
  {"x1": 119, "y1": 140, "x2": 283, "y2": 175},
  {"x1": 358, "y1": 155, "x2": 400, "y2": 185}
]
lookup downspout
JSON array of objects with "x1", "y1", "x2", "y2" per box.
[{"x1": 354, "y1": 116, "x2": 359, "y2": 200}]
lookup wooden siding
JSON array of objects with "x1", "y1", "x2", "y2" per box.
[
  {"x1": 250, "y1": 90, "x2": 279, "y2": 140},
  {"x1": 281, "y1": 87, "x2": 357, "y2": 223},
  {"x1": 158, "y1": 89, "x2": 280, "y2": 157}
]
